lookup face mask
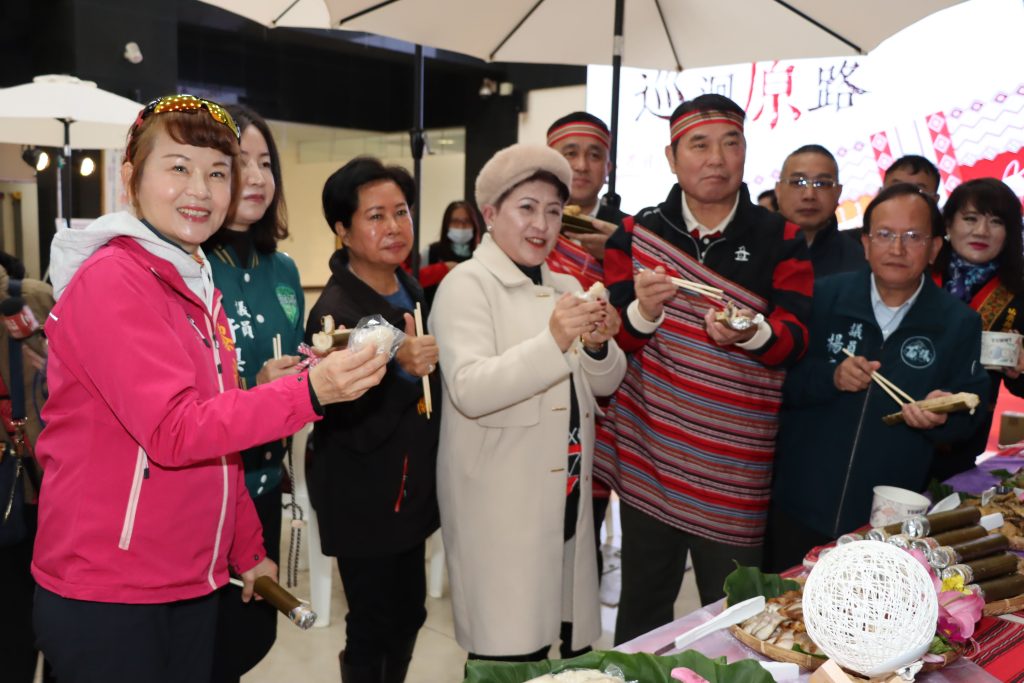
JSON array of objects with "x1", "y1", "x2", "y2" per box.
[{"x1": 447, "y1": 227, "x2": 474, "y2": 245}]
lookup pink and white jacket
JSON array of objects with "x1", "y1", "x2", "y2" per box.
[{"x1": 32, "y1": 212, "x2": 320, "y2": 604}]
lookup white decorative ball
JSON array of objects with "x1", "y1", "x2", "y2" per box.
[{"x1": 803, "y1": 540, "x2": 938, "y2": 677}]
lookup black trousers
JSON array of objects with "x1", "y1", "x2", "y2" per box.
[
  {"x1": 614, "y1": 503, "x2": 762, "y2": 645},
  {"x1": 761, "y1": 502, "x2": 833, "y2": 574},
  {"x1": 34, "y1": 587, "x2": 218, "y2": 683},
  {"x1": 337, "y1": 541, "x2": 427, "y2": 666},
  {"x1": 1, "y1": 505, "x2": 45, "y2": 683},
  {"x1": 211, "y1": 486, "x2": 282, "y2": 683}
]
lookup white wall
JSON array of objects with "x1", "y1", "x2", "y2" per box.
[
  {"x1": 517, "y1": 85, "x2": 587, "y2": 146},
  {"x1": 268, "y1": 120, "x2": 465, "y2": 289},
  {"x1": 0, "y1": 144, "x2": 43, "y2": 278}
]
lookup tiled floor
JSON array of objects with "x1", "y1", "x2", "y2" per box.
[{"x1": 246, "y1": 503, "x2": 702, "y2": 683}]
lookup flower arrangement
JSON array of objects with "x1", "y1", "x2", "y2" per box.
[{"x1": 905, "y1": 548, "x2": 985, "y2": 654}]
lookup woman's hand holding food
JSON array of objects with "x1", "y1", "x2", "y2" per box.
[
  {"x1": 256, "y1": 355, "x2": 302, "y2": 385},
  {"x1": 583, "y1": 302, "x2": 620, "y2": 351},
  {"x1": 396, "y1": 312, "x2": 439, "y2": 377},
  {"x1": 239, "y1": 556, "x2": 277, "y2": 604},
  {"x1": 309, "y1": 343, "x2": 388, "y2": 404},
  {"x1": 549, "y1": 293, "x2": 607, "y2": 352}
]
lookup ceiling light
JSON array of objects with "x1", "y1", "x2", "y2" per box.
[
  {"x1": 21, "y1": 147, "x2": 50, "y2": 172},
  {"x1": 80, "y1": 157, "x2": 96, "y2": 177}
]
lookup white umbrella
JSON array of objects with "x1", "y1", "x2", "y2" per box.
[
  {"x1": 0, "y1": 74, "x2": 142, "y2": 149},
  {"x1": 0, "y1": 74, "x2": 143, "y2": 222},
  {"x1": 325, "y1": 0, "x2": 964, "y2": 70},
  {"x1": 322, "y1": 0, "x2": 963, "y2": 201},
  {"x1": 196, "y1": 0, "x2": 331, "y2": 28}
]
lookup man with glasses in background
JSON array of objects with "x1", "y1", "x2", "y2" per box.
[
  {"x1": 763, "y1": 183, "x2": 989, "y2": 572},
  {"x1": 776, "y1": 144, "x2": 864, "y2": 278}
]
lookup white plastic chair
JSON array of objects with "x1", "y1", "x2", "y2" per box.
[
  {"x1": 427, "y1": 529, "x2": 446, "y2": 598},
  {"x1": 289, "y1": 422, "x2": 334, "y2": 627}
]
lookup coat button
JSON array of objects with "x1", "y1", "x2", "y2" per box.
[
  {"x1": 243, "y1": 273, "x2": 251, "y2": 283},
  {"x1": 256, "y1": 314, "x2": 265, "y2": 323}
]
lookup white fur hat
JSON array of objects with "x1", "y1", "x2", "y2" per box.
[{"x1": 474, "y1": 143, "x2": 573, "y2": 208}]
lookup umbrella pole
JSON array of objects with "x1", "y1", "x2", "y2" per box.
[
  {"x1": 409, "y1": 44, "x2": 425, "y2": 278},
  {"x1": 60, "y1": 117, "x2": 72, "y2": 229},
  {"x1": 605, "y1": 0, "x2": 624, "y2": 211}
]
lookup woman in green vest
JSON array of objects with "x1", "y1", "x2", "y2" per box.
[{"x1": 206, "y1": 104, "x2": 305, "y2": 683}]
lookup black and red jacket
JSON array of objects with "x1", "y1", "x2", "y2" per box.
[{"x1": 604, "y1": 183, "x2": 813, "y2": 368}]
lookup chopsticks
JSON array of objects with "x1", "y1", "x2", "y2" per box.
[
  {"x1": 272, "y1": 334, "x2": 282, "y2": 360},
  {"x1": 636, "y1": 267, "x2": 724, "y2": 301},
  {"x1": 841, "y1": 348, "x2": 914, "y2": 407},
  {"x1": 414, "y1": 303, "x2": 433, "y2": 420},
  {"x1": 669, "y1": 276, "x2": 724, "y2": 300}
]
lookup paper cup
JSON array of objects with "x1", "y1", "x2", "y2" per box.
[
  {"x1": 981, "y1": 331, "x2": 1021, "y2": 369},
  {"x1": 869, "y1": 486, "x2": 930, "y2": 528}
]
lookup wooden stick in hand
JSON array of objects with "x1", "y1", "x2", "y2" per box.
[
  {"x1": 841, "y1": 348, "x2": 914, "y2": 406},
  {"x1": 414, "y1": 303, "x2": 432, "y2": 419}
]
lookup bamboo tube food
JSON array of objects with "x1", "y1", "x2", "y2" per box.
[
  {"x1": 969, "y1": 574, "x2": 1024, "y2": 603},
  {"x1": 909, "y1": 525, "x2": 988, "y2": 554},
  {"x1": 865, "y1": 522, "x2": 906, "y2": 542},
  {"x1": 940, "y1": 553, "x2": 1019, "y2": 584},
  {"x1": 929, "y1": 534, "x2": 1010, "y2": 568},
  {"x1": 253, "y1": 576, "x2": 317, "y2": 629},
  {"x1": 902, "y1": 507, "x2": 982, "y2": 538}
]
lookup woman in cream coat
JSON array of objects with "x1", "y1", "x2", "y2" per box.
[{"x1": 430, "y1": 144, "x2": 626, "y2": 661}]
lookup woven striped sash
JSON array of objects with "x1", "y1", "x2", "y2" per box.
[{"x1": 595, "y1": 224, "x2": 785, "y2": 546}]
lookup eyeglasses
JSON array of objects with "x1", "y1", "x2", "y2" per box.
[
  {"x1": 131, "y1": 94, "x2": 240, "y2": 141},
  {"x1": 867, "y1": 229, "x2": 931, "y2": 248},
  {"x1": 783, "y1": 177, "x2": 838, "y2": 190}
]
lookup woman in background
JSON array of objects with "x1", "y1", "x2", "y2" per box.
[
  {"x1": 205, "y1": 104, "x2": 305, "y2": 683},
  {"x1": 418, "y1": 200, "x2": 482, "y2": 307},
  {"x1": 931, "y1": 177, "x2": 1024, "y2": 480}
]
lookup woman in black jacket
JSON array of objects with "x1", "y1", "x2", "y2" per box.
[
  {"x1": 419, "y1": 200, "x2": 483, "y2": 308},
  {"x1": 306, "y1": 157, "x2": 440, "y2": 683}
]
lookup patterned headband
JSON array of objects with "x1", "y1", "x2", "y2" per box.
[
  {"x1": 670, "y1": 110, "x2": 745, "y2": 143},
  {"x1": 546, "y1": 120, "x2": 611, "y2": 150}
]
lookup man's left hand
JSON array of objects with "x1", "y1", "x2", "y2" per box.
[
  {"x1": 704, "y1": 307, "x2": 758, "y2": 346},
  {"x1": 901, "y1": 389, "x2": 951, "y2": 430}
]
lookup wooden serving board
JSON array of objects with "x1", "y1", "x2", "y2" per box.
[
  {"x1": 729, "y1": 624, "x2": 825, "y2": 670},
  {"x1": 729, "y1": 625, "x2": 960, "y2": 673}
]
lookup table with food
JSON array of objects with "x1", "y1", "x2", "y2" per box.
[{"x1": 461, "y1": 454, "x2": 1024, "y2": 683}]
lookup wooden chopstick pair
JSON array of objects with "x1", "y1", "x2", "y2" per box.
[
  {"x1": 414, "y1": 303, "x2": 433, "y2": 420},
  {"x1": 841, "y1": 348, "x2": 913, "y2": 407},
  {"x1": 636, "y1": 267, "x2": 724, "y2": 300}
]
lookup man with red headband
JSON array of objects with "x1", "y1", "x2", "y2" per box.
[
  {"x1": 545, "y1": 112, "x2": 627, "y2": 289},
  {"x1": 545, "y1": 112, "x2": 629, "y2": 602},
  {"x1": 596, "y1": 94, "x2": 814, "y2": 643}
]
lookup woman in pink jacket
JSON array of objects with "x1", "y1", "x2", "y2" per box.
[{"x1": 30, "y1": 95, "x2": 387, "y2": 683}]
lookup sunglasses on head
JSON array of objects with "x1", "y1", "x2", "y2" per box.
[{"x1": 130, "y1": 94, "x2": 240, "y2": 142}]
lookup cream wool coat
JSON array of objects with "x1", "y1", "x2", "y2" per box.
[{"x1": 429, "y1": 234, "x2": 627, "y2": 655}]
